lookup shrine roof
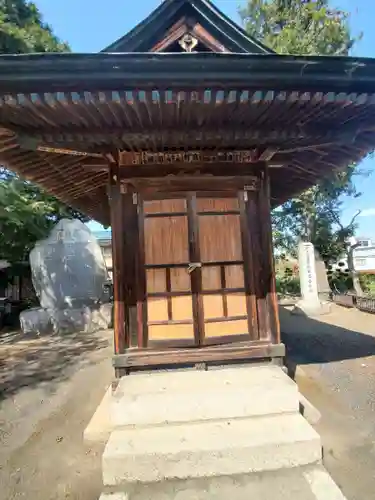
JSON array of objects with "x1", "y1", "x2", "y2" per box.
[
  {"x1": 0, "y1": 52, "x2": 375, "y2": 223},
  {"x1": 102, "y1": 0, "x2": 273, "y2": 54},
  {"x1": 0, "y1": 52, "x2": 374, "y2": 93}
]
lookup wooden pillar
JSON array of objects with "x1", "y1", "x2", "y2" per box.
[
  {"x1": 259, "y1": 164, "x2": 281, "y2": 345},
  {"x1": 244, "y1": 164, "x2": 280, "y2": 346},
  {"x1": 122, "y1": 189, "x2": 139, "y2": 348},
  {"x1": 239, "y1": 191, "x2": 259, "y2": 340},
  {"x1": 245, "y1": 180, "x2": 268, "y2": 341},
  {"x1": 135, "y1": 192, "x2": 147, "y2": 349},
  {"x1": 109, "y1": 163, "x2": 127, "y2": 359}
]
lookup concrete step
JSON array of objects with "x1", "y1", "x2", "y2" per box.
[
  {"x1": 111, "y1": 365, "x2": 300, "y2": 427},
  {"x1": 103, "y1": 413, "x2": 321, "y2": 486},
  {"x1": 100, "y1": 465, "x2": 346, "y2": 500}
]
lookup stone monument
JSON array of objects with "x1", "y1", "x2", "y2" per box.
[
  {"x1": 20, "y1": 219, "x2": 112, "y2": 335},
  {"x1": 314, "y1": 249, "x2": 331, "y2": 301},
  {"x1": 293, "y1": 241, "x2": 331, "y2": 316},
  {"x1": 30, "y1": 218, "x2": 108, "y2": 310}
]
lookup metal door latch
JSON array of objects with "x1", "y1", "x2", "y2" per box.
[{"x1": 187, "y1": 262, "x2": 202, "y2": 274}]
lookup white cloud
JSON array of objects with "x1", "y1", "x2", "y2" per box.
[{"x1": 358, "y1": 208, "x2": 375, "y2": 217}]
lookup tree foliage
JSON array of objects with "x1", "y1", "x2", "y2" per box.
[
  {"x1": 240, "y1": 0, "x2": 357, "y2": 56},
  {"x1": 0, "y1": 0, "x2": 69, "y2": 53},
  {"x1": 273, "y1": 165, "x2": 363, "y2": 263},
  {"x1": 240, "y1": 0, "x2": 364, "y2": 262},
  {"x1": 0, "y1": 1, "x2": 88, "y2": 264},
  {"x1": 0, "y1": 169, "x2": 88, "y2": 263}
]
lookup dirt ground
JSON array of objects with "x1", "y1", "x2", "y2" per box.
[
  {"x1": 281, "y1": 305, "x2": 375, "y2": 500},
  {"x1": 0, "y1": 328, "x2": 113, "y2": 500},
  {"x1": 1, "y1": 305, "x2": 375, "y2": 499}
]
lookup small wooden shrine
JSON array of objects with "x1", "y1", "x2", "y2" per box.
[{"x1": 1, "y1": 0, "x2": 375, "y2": 373}]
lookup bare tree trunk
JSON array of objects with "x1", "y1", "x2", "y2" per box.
[{"x1": 305, "y1": 213, "x2": 315, "y2": 242}]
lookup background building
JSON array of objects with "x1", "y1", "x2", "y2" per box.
[{"x1": 93, "y1": 231, "x2": 112, "y2": 279}]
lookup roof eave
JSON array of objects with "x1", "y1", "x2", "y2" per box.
[{"x1": 0, "y1": 53, "x2": 374, "y2": 94}]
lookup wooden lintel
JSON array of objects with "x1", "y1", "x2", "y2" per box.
[
  {"x1": 119, "y1": 162, "x2": 263, "y2": 179},
  {"x1": 122, "y1": 175, "x2": 260, "y2": 193}
]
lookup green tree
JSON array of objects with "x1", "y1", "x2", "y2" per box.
[
  {"x1": 273, "y1": 165, "x2": 363, "y2": 263},
  {"x1": 0, "y1": 169, "x2": 88, "y2": 263},
  {"x1": 0, "y1": 1, "x2": 88, "y2": 265},
  {"x1": 240, "y1": 0, "x2": 356, "y2": 56},
  {"x1": 0, "y1": 0, "x2": 69, "y2": 52},
  {"x1": 240, "y1": 0, "x2": 364, "y2": 263}
]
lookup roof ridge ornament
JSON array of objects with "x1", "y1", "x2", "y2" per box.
[{"x1": 178, "y1": 33, "x2": 198, "y2": 52}]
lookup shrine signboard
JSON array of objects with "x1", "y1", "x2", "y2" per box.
[{"x1": 119, "y1": 149, "x2": 260, "y2": 166}]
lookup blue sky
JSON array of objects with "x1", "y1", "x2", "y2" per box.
[{"x1": 33, "y1": 0, "x2": 375, "y2": 237}]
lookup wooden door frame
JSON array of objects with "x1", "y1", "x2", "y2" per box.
[
  {"x1": 112, "y1": 170, "x2": 284, "y2": 372},
  {"x1": 196, "y1": 191, "x2": 258, "y2": 346},
  {"x1": 136, "y1": 189, "x2": 260, "y2": 349},
  {"x1": 137, "y1": 192, "x2": 198, "y2": 349},
  {"x1": 186, "y1": 193, "x2": 205, "y2": 346}
]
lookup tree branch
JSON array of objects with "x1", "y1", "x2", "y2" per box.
[
  {"x1": 326, "y1": 208, "x2": 361, "y2": 232},
  {"x1": 348, "y1": 209, "x2": 362, "y2": 227}
]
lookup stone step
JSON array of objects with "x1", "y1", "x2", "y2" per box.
[
  {"x1": 111, "y1": 365, "x2": 299, "y2": 427},
  {"x1": 100, "y1": 465, "x2": 346, "y2": 500},
  {"x1": 102, "y1": 413, "x2": 321, "y2": 486},
  {"x1": 113, "y1": 365, "x2": 296, "y2": 397}
]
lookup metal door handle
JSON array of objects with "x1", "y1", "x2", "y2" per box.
[{"x1": 187, "y1": 262, "x2": 202, "y2": 274}]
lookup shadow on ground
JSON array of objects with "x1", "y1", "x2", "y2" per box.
[
  {"x1": 280, "y1": 306, "x2": 375, "y2": 370},
  {"x1": 0, "y1": 329, "x2": 110, "y2": 400}
]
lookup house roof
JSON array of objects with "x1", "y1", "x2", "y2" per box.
[
  {"x1": 102, "y1": 0, "x2": 273, "y2": 54},
  {"x1": 93, "y1": 230, "x2": 112, "y2": 244}
]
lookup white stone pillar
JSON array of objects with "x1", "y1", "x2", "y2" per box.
[{"x1": 293, "y1": 242, "x2": 331, "y2": 316}]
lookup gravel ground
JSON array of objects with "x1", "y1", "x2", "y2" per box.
[{"x1": 281, "y1": 305, "x2": 375, "y2": 500}]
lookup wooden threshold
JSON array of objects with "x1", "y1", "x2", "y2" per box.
[{"x1": 113, "y1": 342, "x2": 285, "y2": 369}]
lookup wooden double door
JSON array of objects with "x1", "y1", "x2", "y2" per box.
[{"x1": 139, "y1": 192, "x2": 257, "y2": 348}]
